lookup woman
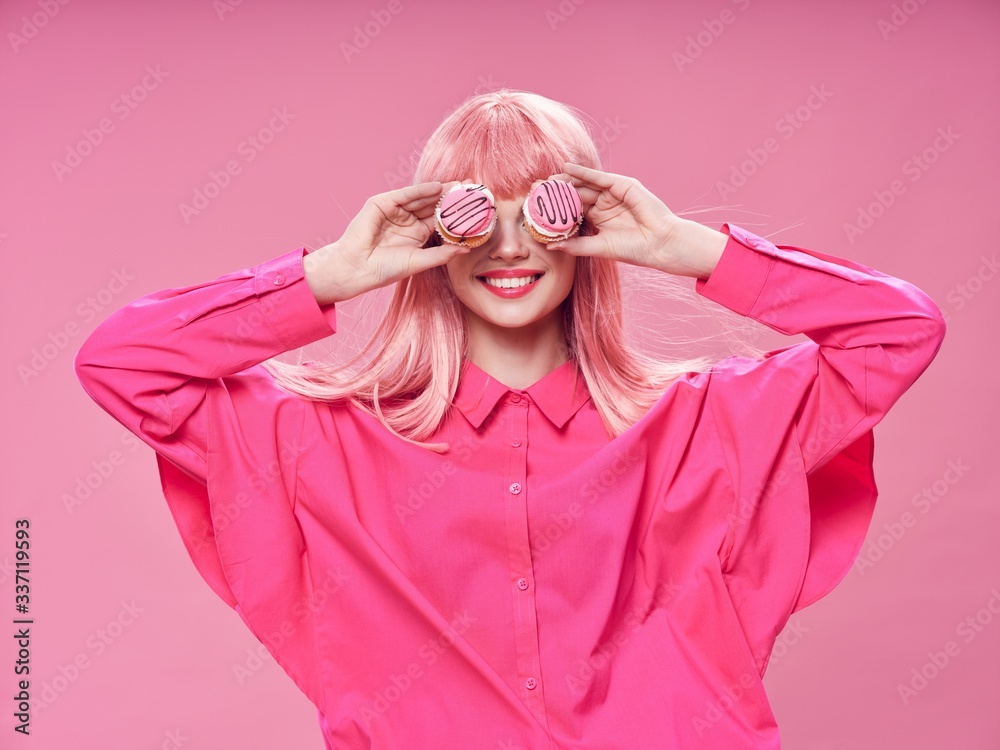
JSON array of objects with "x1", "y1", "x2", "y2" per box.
[{"x1": 74, "y1": 89, "x2": 946, "y2": 748}]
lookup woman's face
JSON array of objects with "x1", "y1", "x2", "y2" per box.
[{"x1": 445, "y1": 195, "x2": 577, "y2": 333}]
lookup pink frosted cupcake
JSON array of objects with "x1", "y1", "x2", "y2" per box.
[
  {"x1": 522, "y1": 179, "x2": 584, "y2": 243},
  {"x1": 434, "y1": 183, "x2": 497, "y2": 248}
]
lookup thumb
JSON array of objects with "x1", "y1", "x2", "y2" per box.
[
  {"x1": 547, "y1": 233, "x2": 604, "y2": 257},
  {"x1": 413, "y1": 241, "x2": 468, "y2": 275}
]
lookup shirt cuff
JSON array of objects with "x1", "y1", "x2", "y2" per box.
[
  {"x1": 694, "y1": 223, "x2": 775, "y2": 318},
  {"x1": 253, "y1": 247, "x2": 337, "y2": 351}
]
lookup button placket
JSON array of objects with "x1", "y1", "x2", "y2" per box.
[{"x1": 500, "y1": 393, "x2": 547, "y2": 723}]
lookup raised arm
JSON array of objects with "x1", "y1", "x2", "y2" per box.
[
  {"x1": 73, "y1": 247, "x2": 338, "y2": 484},
  {"x1": 686, "y1": 221, "x2": 946, "y2": 672},
  {"x1": 691, "y1": 221, "x2": 946, "y2": 476},
  {"x1": 537, "y1": 160, "x2": 946, "y2": 480},
  {"x1": 73, "y1": 179, "x2": 469, "y2": 483}
]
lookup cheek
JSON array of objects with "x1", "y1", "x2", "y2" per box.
[
  {"x1": 444, "y1": 257, "x2": 464, "y2": 286},
  {"x1": 445, "y1": 259, "x2": 475, "y2": 299},
  {"x1": 557, "y1": 257, "x2": 577, "y2": 292}
]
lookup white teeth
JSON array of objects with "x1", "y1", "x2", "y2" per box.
[{"x1": 482, "y1": 274, "x2": 541, "y2": 289}]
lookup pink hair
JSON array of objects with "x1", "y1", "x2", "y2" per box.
[{"x1": 261, "y1": 89, "x2": 766, "y2": 453}]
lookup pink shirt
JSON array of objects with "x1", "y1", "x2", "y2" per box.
[{"x1": 74, "y1": 224, "x2": 946, "y2": 748}]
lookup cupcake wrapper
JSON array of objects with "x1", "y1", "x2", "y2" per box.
[{"x1": 434, "y1": 222, "x2": 491, "y2": 248}]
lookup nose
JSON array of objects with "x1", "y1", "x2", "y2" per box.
[{"x1": 487, "y1": 215, "x2": 530, "y2": 261}]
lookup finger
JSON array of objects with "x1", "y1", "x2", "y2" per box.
[
  {"x1": 551, "y1": 171, "x2": 585, "y2": 189},
  {"x1": 408, "y1": 187, "x2": 452, "y2": 219},
  {"x1": 563, "y1": 164, "x2": 646, "y2": 211},
  {"x1": 574, "y1": 185, "x2": 601, "y2": 207},
  {"x1": 418, "y1": 214, "x2": 442, "y2": 238},
  {"x1": 562, "y1": 162, "x2": 620, "y2": 190},
  {"x1": 396, "y1": 181, "x2": 443, "y2": 200},
  {"x1": 401, "y1": 199, "x2": 443, "y2": 223},
  {"x1": 567, "y1": 164, "x2": 664, "y2": 221},
  {"x1": 416, "y1": 239, "x2": 470, "y2": 269},
  {"x1": 397, "y1": 183, "x2": 444, "y2": 209},
  {"x1": 406, "y1": 179, "x2": 469, "y2": 214},
  {"x1": 539, "y1": 172, "x2": 575, "y2": 185},
  {"x1": 554, "y1": 175, "x2": 598, "y2": 202},
  {"x1": 372, "y1": 184, "x2": 440, "y2": 220},
  {"x1": 390, "y1": 185, "x2": 449, "y2": 226},
  {"x1": 533, "y1": 172, "x2": 591, "y2": 195},
  {"x1": 411, "y1": 200, "x2": 441, "y2": 220}
]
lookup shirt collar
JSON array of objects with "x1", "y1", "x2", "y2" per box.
[{"x1": 453, "y1": 358, "x2": 592, "y2": 429}]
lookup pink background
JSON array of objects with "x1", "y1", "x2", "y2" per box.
[{"x1": 3, "y1": 0, "x2": 998, "y2": 747}]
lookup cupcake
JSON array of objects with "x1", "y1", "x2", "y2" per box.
[
  {"x1": 522, "y1": 179, "x2": 584, "y2": 243},
  {"x1": 434, "y1": 183, "x2": 497, "y2": 248}
]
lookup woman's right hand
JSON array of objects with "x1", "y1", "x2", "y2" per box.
[{"x1": 304, "y1": 181, "x2": 468, "y2": 305}]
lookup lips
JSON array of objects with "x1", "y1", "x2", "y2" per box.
[
  {"x1": 475, "y1": 271, "x2": 544, "y2": 298},
  {"x1": 479, "y1": 273, "x2": 542, "y2": 289},
  {"x1": 476, "y1": 268, "x2": 545, "y2": 279}
]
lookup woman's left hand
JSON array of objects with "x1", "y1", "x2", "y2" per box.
[{"x1": 541, "y1": 162, "x2": 722, "y2": 279}]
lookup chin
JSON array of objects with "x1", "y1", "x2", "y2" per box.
[{"x1": 478, "y1": 301, "x2": 563, "y2": 330}]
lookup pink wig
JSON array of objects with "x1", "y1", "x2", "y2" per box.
[{"x1": 261, "y1": 89, "x2": 765, "y2": 453}]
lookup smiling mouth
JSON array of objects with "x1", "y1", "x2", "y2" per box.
[{"x1": 477, "y1": 273, "x2": 543, "y2": 289}]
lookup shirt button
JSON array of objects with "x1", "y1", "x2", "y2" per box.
[
  {"x1": 509, "y1": 393, "x2": 522, "y2": 403},
  {"x1": 745, "y1": 237, "x2": 758, "y2": 248},
  {"x1": 516, "y1": 577, "x2": 528, "y2": 590},
  {"x1": 511, "y1": 439, "x2": 522, "y2": 448},
  {"x1": 273, "y1": 273, "x2": 285, "y2": 285},
  {"x1": 509, "y1": 482, "x2": 521, "y2": 495},
  {"x1": 525, "y1": 677, "x2": 537, "y2": 690}
]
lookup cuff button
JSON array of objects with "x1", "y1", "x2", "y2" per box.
[{"x1": 273, "y1": 273, "x2": 285, "y2": 286}]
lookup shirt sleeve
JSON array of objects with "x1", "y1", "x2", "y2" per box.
[
  {"x1": 72, "y1": 246, "x2": 337, "y2": 608},
  {"x1": 696, "y1": 223, "x2": 946, "y2": 672}
]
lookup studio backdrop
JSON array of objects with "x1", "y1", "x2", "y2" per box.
[{"x1": 2, "y1": 0, "x2": 997, "y2": 748}]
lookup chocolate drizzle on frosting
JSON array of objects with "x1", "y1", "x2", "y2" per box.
[
  {"x1": 440, "y1": 184, "x2": 494, "y2": 239},
  {"x1": 531, "y1": 180, "x2": 581, "y2": 228}
]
